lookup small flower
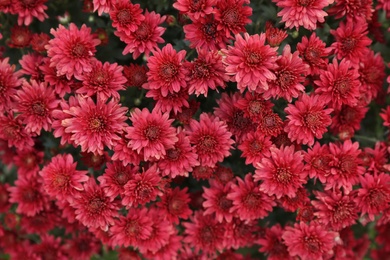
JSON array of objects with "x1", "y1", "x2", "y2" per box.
[
  {"x1": 203, "y1": 179, "x2": 234, "y2": 223},
  {"x1": 109, "y1": 0, "x2": 144, "y2": 34},
  {"x1": 238, "y1": 131, "x2": 272, "y2": 165},
  {"x1": 0, "y1": 58, "x2": 22, "y2": 111},
  {"x1": 258, "y1": 224, "x2": 292, "y2": 260},
  {"x1": 173, "y1": 0, "x2": 216, "y2": 20},
  {"x1": 157, "y1": 187, "x2": 192, "y2": 224}
]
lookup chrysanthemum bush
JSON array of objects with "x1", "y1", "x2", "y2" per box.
[{"x1": 1, "y1": 0, "x2": 390, "y2": 259}]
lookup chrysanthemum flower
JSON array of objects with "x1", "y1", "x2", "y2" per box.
[
  {"x1": 264, "y1": 45, "x2": 308, "y2": 102},
  {"x1": 328, "y1": 0, "x2": 373, "y2": 20},
  {"x1": 61, "y1": 96, "x2": 128, "y2": 155},
  {"x1": 203, "y1": 179, "x2": 234, "y2": 223},
  {"x1": 126, "y1": 108, "x2": 178, "y2": 161},
  {"x1": 143, "y1": 231, "x2": 182, "y2": 260},
  {"x1": 63, "y1": 233, "x2": 101, "y2": 260},
  {"x1": 214, "y1": 0, "x2": 252, "y2": 37},
  {"x1": 109, "y1": 0, "x2": 144, "y2": 35},
  {"x1": 8, "y1": 176, "x2": 48, "y2": 216},
  {"x1": 145, "y1": 43, "x2": 187, "y2": 97},
  {"x1": 122, "y1": 164, "x2": 163, "y2": 208},
  {"x1": 278, "y1": 187, "x2": 310, "y2": 212},
  {"x1": 223, "y1": 218, "x2": 260, "y2": 249},
  {"x1": 265, "y1": 21, "x2": 288, "y2": 47},
  {"x1": 39, "y1": 154, "x2": 89, "y2": 202},
  {"x1": 223, "y1": 33, "x2": 278, "y2": 93},
  {"x1": 185, "y1": 49, "x2": 228, "y2": 97},
  {"x1": 111, "y1": 137, "x2": 142, "y2": 166},
  {"x1": 238, "y1": 131, "x2": 272, "y2": 165},
  {"x1": 97, "y1": 161, "x2": 138, "y2": 200},
  {"x1": 46, "y1": 23, "x2": 101, "y2": 80},
  {"x1": 110, "y1": 207, "x2": 153, "y2": 248},
  {"x1": 192, "y1": 165, "x2": 215, "y2": 180},
  {"x1": 76, "y1": 60, "x2": 126, "y2": 101},
  {"x1": 0, "y1": 58, "x2": 22, "y2": 111},
  {"x1": 256, "y1": 111, "x2": 284, "y2": 137},
  {"x1": 173, "y1": 0, "x2": 216, "y2": 20},
  {"x1": 157, "y1": 187, "x2": 192, "y2": 224},
  {"x1": 145, "y1": 87, "x2": 190, "y2": 115},
  {"x1": 331, "y1": 104, "x2": 368, "y2": 138},
  {"x1": 7, "y1": 25, "x2": 32, "y2": 48},
  {"x1": 13, "y1": 80, "x2": 59, "y2": 135},
  {"x1": 213, "y1": 164, "x2": 234, "y2": 185},
  {"x1": 183, "y1": 210, "x2": 225, "y2": 255},
  {"x1": 123, "y1": 64, "x2": 148, "y2": 88},
  {"x1": 284, "y1": 94, "x2": 333, "y2": 146},
  {"x1": 227, "y1": 173, "x2": 275, "y2": 221},
  {"x1": 31, "y1": 234, "x2": 66, "y2": 260},
  {"x1": 355, "y1": 173, "x2": 390, "y2": 221},
  {"x1": 273, "y1": 0, "x2": 331, "y2": 30},
  {"x1": 330, "y1": 17, "x2": 372, "y2": 64},
  {"x1": 312, "y1": 190, "x2": 358, "y2": 231},
  {"x1": 12, "y1": 0, "x2": 48, "y2": 26},
  {"x1": 20, "y1": 209, "x2": 56, "y2": 235},
  {"x1": 18, "y1": 53, "x2": 45, "y2": 81},
  {"x1": 282, "y1": 222, "x2": 337, "y2": 260},
  {"x1": 72, "y1": 178, "x2": 119, "y2": 231},
  {"x1": 39, "y1": 57, "x2": 73, "y2": 97},
  {"x1": 157, "y1": 127, "x2": 199, "y2": 178},
  {"x1": 14, "y1": 149, "x2": 43, "y2": 179},
  {"x1": 116, "y1": 10, "x2": 166, "y2": 59},
  {"x1": 255, "y1": 145, "x2": 306, "y2": 199},
  {"x1": 30, "y1": 32, "x2": 50, "y2": 52},
  {"x1": 0, "y1": 114, "x2": 34, "y2": 150},
  {"x1": 92, "y1": 0, "x2": 114, "y2": 15},
  {"x1": 314, "y1": 58, "x2": 361, "y2": 109},
  {"x1": 297, "y1": 33, "x2": 331, "y2": 75},
  {"x1": 234, "y1": 92, "x2": 274, "y2": 122},
  {"x1": 258, "y1": 224, "x2": 292, "y2": 260},
  {"x1": 304, "y1": 142, "x2": 334, "y2": 183},
  {"x1": 187, "y1": 113, "x2": 234, "y2": 167}
]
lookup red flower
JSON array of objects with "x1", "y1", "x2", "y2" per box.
[
  {"x1": 76, "y1": 60, "x2": 126, "y2": 102},
  {"x1": 282, "y1": 222, "x2": 337, "y2": 260},
  {"x1": 278, "y1": 187, "x2": 310, "y2": 212},
  {"x1": 72, "y1": 178, "x2": 119, "y2": 231},
  {"x1": 203, "y1": 179, "x2": 234, "y2": 223},
  {"x1": 187, "y1": 113, "x2": 234, "y2": 167},
  {"x1": 330, "y1": 17, "x2": 372, "y2": 64},
  {"x1": 12, "y1": 0, "x2": 48, "y2": 26},
  {"x1": 234, "y1": 92, "x2": 273, "y2": 122},
  {"x1": 123, "y1": 64, "x2": 148, "y2": 88},
  {"x1": 227, "y1": 173, "x2": 275, "y2": 221},
  {"x1": 111, "y1": 137, "x2": 142, "y2": 166},
  {"x1": 0, "y1": 58, "x2": 22, "y2": 111},
  {"x1": 328, "y1": 0, "x2": 373, "y2": 20},
  {"x1": 258, "y1": 224, "x2": 292, "y2": 260},
  {"x1": 110, "y1": 0, "x2": 144, "y2": 34},
  {"x1": 0, "y1": 113, "x2": 34, "y2": 151},
  {"x1": 145, "y1": 87, "x2": 190, "y2": 115},
  {"x1": 39, "y1": 154, "x2": 89, "y2": 202},
  {"x1": 265, "y1": 21, "x2": 288, "y2": 47},
  {"x1": 284, "y1": 93, "x2": 333, "y2": 146},
  {"x1": 304, "y1": 142, "x2": 333, "y2": 183},
  {"x1": 256, "y1": 111, "x2": 284, "y2": 137},
  {"x1": 238, "y1": 131, "x2": 272, "y2": 165},
  {"x1": 331, "y1": 104, "x2": 368, "y2": 138},
  {"x1": 46, "y1": 23, "x2": 100, "y2": 80},
  {"x1": 126, "y1": 108, "x2": 178, "y2": 161},
  {"x1": 173, "y1": 0, "x2": 216, "y2": 20},
  {"x1": 273, "y1": 0, "x2": 331, "y2": 30},
  {"x1": 143, "y1": 231, "x2": 182, "y2": 260},
  {"x1": 7, "y1": 25, "x2": 32, "y2": 48},
  {"x1": 64, "y1": 233, "x2": 101, "y2": 260},
  {"x1": 31, "y1": 234, "x2": 66, "y2": 260},
  {"x1": 30, "y1": 32, "x2": 50, "y2": 52},
  {"x1": 157, "y1": 187, "x2": 192, "y2": 224},
  {"x1": 223, "y1": 33, "x2": 278, "y2": 93},
  {"x1": 255, "y1": 145, "x2": 306, "y2": 199},
  {"x1": 39, "y1": 57, "x2": 73, "y2": 97}
]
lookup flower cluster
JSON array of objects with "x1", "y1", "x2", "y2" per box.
[{"x1": 0, "y1": 0, "x2": 390, "y2": 259}]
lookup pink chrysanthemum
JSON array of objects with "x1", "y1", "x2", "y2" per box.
[
  {"x1": 282, "y1": 222, "x2": 337, "y2": 260},
  {"x1": 61, "y1": 96, "x2": 128, "y2": 155},
  {"x1": 12, "y1": 0, "x2": 48, "y2": 26},
  {"x1": 122, "y1": 164, "x2": 163, "y2": 208},
  {"x1": 0, "y1": 114, "x2": 34, "y2": 151},
  {"x1": 110, "y1": 207, "x2": 153, "y2": 248},
  {"x1": 13, "y1": 80, "x2": 59, "y2": 135},
  {"x1": 227, "y1": 173, "x2": 276, "y2": 221},
  {"x1": 273, "y1": 0, "x2": 332, "y2": 30},
  {"x1": 203, "y1": 179, "x2": 234, "y2": 223},
  {"x1": 284, "y1": 94, "x2": 333, "y2": 146},
  {"x1": 157, "y1": 187, "x2": 192, "y2": 224},
  {"x1": 223, "y1": 33, "x2": 278, "y2": 93},
  {"x1": 258, "y1": 224, "x2": 292, "y2": 260},
  {"x1": 314, "y1": 58, "x2": 361, "y2": 109},
  {"x1": 109, "y1": 0, "x2": 144, "y2": 35},
  {"x1": 312, "y1": 190, "x2": 358, "y2": 231},
  {"x1": 264, "y1": 45, "x2": 308, "y2": 102},
  {"x1": 234, "y1": 92, "x2": 274, "y2": 122},
  {"x1": 30, "y1": 32, "x2": 50, "y2": 53},
  {"x1": 116, "y1": 10, "x2": 166, "y2": 59},
  {"x1": 145, "y1": 43, "x2": 187, "y2": 97},
  {"x1": 39, "y1": 154, "x2": 89, "y2": 202},
  {"x1": 157, "y1": 127, "x2": 199, "y2": 178},
  {"x1": 187, "y1": 113, "x2": 235, "y2": 167},
  {"x1": 265, "y1": 21, "x2": 288, "y2": 47},
  {"x1": 64, "y1": 233, "x2": 101, "y2": 260},
  {"x1": 8, "y1": 176, "x2": 48, "y2": 216},
  {"x1": 123, "y1": 64, "x2": 148, "y2": 88},
  {"x1": 278, "y1": 187, "x2": 310, "y2": 212},
  {"x1": 39, "y1": 57, "x2": 73, "y2": 97},
  {"x1": 254, "y1": 145, "x2": 306, "y2": 199},
  {"x1": 185, "y1": 48, "x2": 228, "y2": 97},
  {"x1": 183, "y1": 211, "x2": 225, "y2": 255},
  {"x1": 173, "y1": 0, "x2": 216, "y2": 20},
  {"x1": 111, "y1": 137, "x2": 142, "y2": 166},
  {"x1": 331, "y1": 104, "x2": 368, "y2": 138},
  {"x1": 18, "y1": 53, "x2": 45, "y2": 81},
  {"x1": 0, "y1": 58, "x2": 22, "y2": 111},
  {"x1": 330, "y1": 17, "x2": 372, "y2": 64},
  {"x1": 183, "y1": 15, "x2": 230, "y2": 51},
  {"x1": 328, "y1": 0, "x2": 373, "y2": 20},
  {"x1": 92, "y1": 0, "x2": 114, "y2": 15},
  {"x1": 46, "y1": 23, "x2": 101, "y2": 80},
  {"x1": 223, "y1": 218, "x2": 260, "y2": 250},
  {"x1": 256, "y1": 111, "x2": 284, "y2": 137},
  {"x1": 126, "y1": 108, "x2": 178, "y2": 161},
  {"x1": 76, "y1": 60, "x2": 126, "y2": 101},
  {"x1": 355, "y1": 173, "x2": 390, "y2": 221},
  {"x1": 304, "y1": 142, "x2": 334, "y2": 183},
  {"x1": 97, "y1": 161, "x2": 138, "y2": 200},
  {"x1": 214, "y1": 0, "x2": 252, "y2": 37},
  {"x1": 238, "y1": 131, "x2": 272, "y2": 165},
  {"x1": 145, "y1": 87, "x2": 190, "y2": 115},
  {"x1": 297, "y1": 33, "x2": 331, "y2": 75},
  {"x1": 72, "y1": 178, "x2": 119, "y2": 231}
]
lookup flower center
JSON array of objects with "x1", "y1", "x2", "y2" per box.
[
  {"x1": 278, "y1": 70, "x2": 296, "y2": 89},
  {"x1": 297, "y1": 0, "x2": 313, "y2": 7},
  {"x1": 200, "y1": 226, "x2": 215, "y2": 243},
  {"x1": 54, "y1": 173, "x2": 69, "y2": 188},
  {"x1": 126, "y1": 220, "x2": 140, "y2": 236},
  {"x1": 193, "y1": 62, "x2": 210, "y2": 79},
  {"x1": 198, "y1": 135, "x2": 217, "y2": 153},
  {"x1": 339, "y1": 155, "x2": 356, "y2": 173},
  {"x1": 135, "y1": 23, "x2": 151, "y2": 41},
  {"x1": 304, "y1": 236, "x2": 320, "y2": 253},
  {"x1": 218, "y1": 195, "x2": 232, "y2": 211},
  {"x1": 159, "y1": 63, "x2": 178, "y2": 81},
  {"x1": 202, "y1": 22, "x2": 217, "y2": 41},
  {"x1": 115, "y1": 172, "x2": 129, "y2": 185},
  {"x1": 167, "y1": 148, "x2": 180, "y2": 161},
  {"x1": 275, "y1": 168, "x2": 292, "y2": 184},
  {"x1": 88, "y1": 197, "x2": 105, "y2": 213},
  {"x1": 304, "y1": 111, "x2": 322, "y2": 129},
  {"x1": 250, "y1": 140, "x2": 263, "y2": 153},
  {"x1": 22, "y1": 188, "x2": 38, "y2": 202},
  {"x1": 334, "y1": 78, "x2": 351, "y2": 95},
  {"x1": 144, "y1": 125, "x2": 160, "y2": 141},
  {"x1": 32, "y1": 101, "x2": 46, "y2": 116},
  {"x1": 244, "y1": 193, "x2": 260, "y2": 209},
  {"x1": 117, "y1": 9, "x2": 133, "y2": 24},
  {"x1": 169, "y1": 198, "x2": 185, "y2": 214},
  {"x1": 71, "y1": 43, "x2": 88, "y2": 58},
  {"x1": 368, "y1": 189, "x2": 387, "y2": 207},
  {"x1": 91, "y1": 69, "x2": 109, "y2": 87},
  {"x1": 245, "y1": 49, "x2": 262, "y2": 66},
  {"x1": 88, "y1": 116, "x2": 106, "y2": 132},
  {"x1": 341, "y1": 37, "x2": 357, "y2": 53},
  {"x1": 222, "y1": 7, "x2": 239, "y2": 26}
]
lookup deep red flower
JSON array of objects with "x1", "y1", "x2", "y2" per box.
[
  {"x1": 234, "y1": 92, "x2": 273, "y2": 122},
  {"x1": 331, "y1": 104, "x2": 368, "y2": 138},
  {"x1": 123, "y1": 64, "x2": 148, "y2": 88},
  {"x1": 30, "y1": 32, "x2": 50, "y2": 53},
  {"x1": 203, "y1": 179, "x2": 234, "y2": 223},
  {"x1": 278, "y1": 187, "x2": 310, "y2": 212},
  {"x1": 223, "y1": 218, "x2": 260, "y2": 250},
  {"x1": 12, "y1": 0, "x2": 48, "y2": 26},
  {"x1": 256, "y1": 111, "x2": 284, "y2": 137},
  {"x1": 238, "y1": 131, "x2": 272, "y2": 165},
  {"x1": 0, "y1": 113, "x2": 34, "y2": 150},
  {"x1": 146, "y1": 87, "x2": 190, "y2": 115},
  {"x1": 64, "y1": 233, "x2": 101, "y2": 260},
  {"x1": 39, "y1": 57, "x2": 73, "y2": 97},
  {"x1": 173, "y1": 0, "x2": 216, "y2": 20},
  {"x1": 328, "y1": 0, "x2": 373, "y2": 20},
  {"x1": 304, "y1": 142, "x2": 334, "y2": 183},
  {"x1": 7, "y1": 25, "x2": 32, "y2": 48},
  {"x1": 157, "y1": 187, "x2": 192, "y2": 224},
  {"x1": 0, "y1": 58, "x2": 22, "y2": 111},
  {"x1": 265, "y1": 21, "x2": 288, "y2": 47},
  {"x1": 20, "y1": 208, "x2": 57, "y2": 235},
  {"x1": 111, "y1": 137, "x2": 142, "y2": 166},
  {"x1": 31, "y1": 234, "x2": 67, "y2": 260},
  {"x1": 110, "y1": 0, "x2": 144, "y2": 35},
  {"x1": 258, "y1": 224, "x2": 292, "y2": 260}
]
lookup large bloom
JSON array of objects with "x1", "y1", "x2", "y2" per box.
[
  {"x1": 61, "y1": 96, "x2": 128, "y2": 155},
  {"x1": 223, "y1": 33, "x2": 278, "y2": 93},
  {"x1": 187, "y1": 113, "x2": 234, "y2": 167},
  {"x1": 273, "y1": 0, "x2": 332, "y2": 30},
  {"x1": 126, "y1": 108, "x2": 178, "y2": 161},
  {"x1": 254, "y1": 145, "x2": 306, "y2": 199},
  {"x1": 46, "y1": 23, "x2": 100, "y2": 80},
  {"x1": 284, "y1": 94, "x2": 333, "y2": 146}
]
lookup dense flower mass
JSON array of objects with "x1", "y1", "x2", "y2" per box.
[{"x1": 1, "y1": 0, "x2": 390, "y2": 259}]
